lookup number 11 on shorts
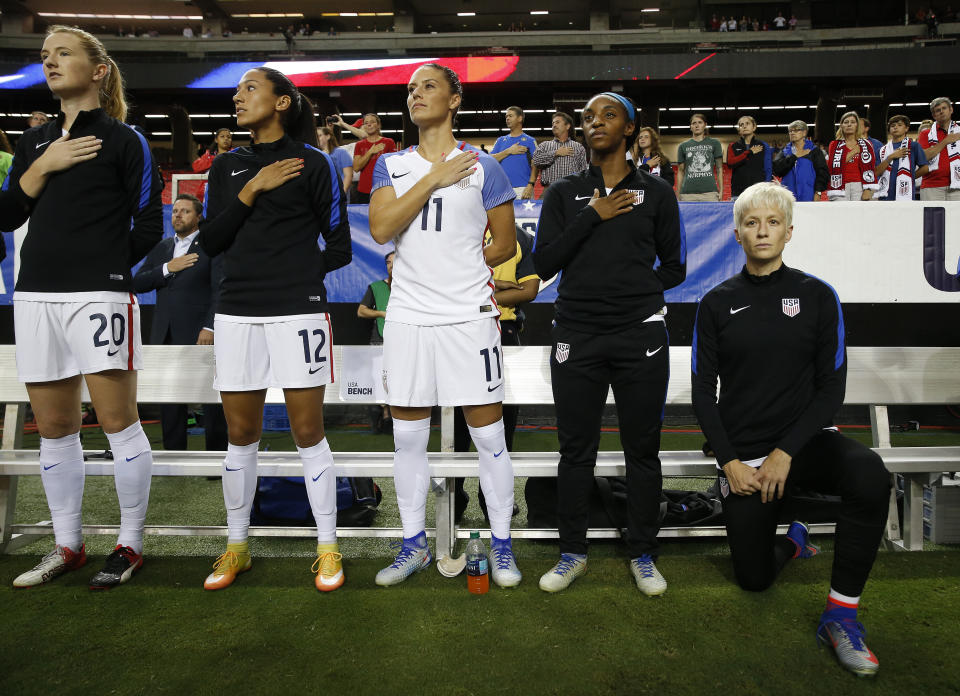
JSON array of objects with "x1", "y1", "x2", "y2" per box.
[{"x1": 480, "y1": 346, "x2": 501, "y2": 386}]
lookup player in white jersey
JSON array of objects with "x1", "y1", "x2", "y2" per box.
[
  {"x1": 368, "y1": 63, "x2": 520, "y2": 587},
  {"x1": 0, "y1": 27, "x2": 163, "y2": 590}
]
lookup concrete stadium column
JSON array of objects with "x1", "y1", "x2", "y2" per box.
[
  {"x1": 814, "y1": 90, "x2": 841, "y2": 147},
  {"x1": 170, "y1": 106, "x2": 195, "y2": 168},
  {"x1": 590, "y1": 12, "x2": 611, "y2": 31},
  {"x1": 637, "y1": 96, "x2": 661, "y2": 130},
  {"x1": 393, "y1": 0, "x2": 415, "y2": 32},
  {"x1": 0, "y1": 9, "x2": 34, "y2": 34}
]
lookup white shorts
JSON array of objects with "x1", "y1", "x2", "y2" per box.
[
  {"x1": 14, "y1": 296, "x2": 142, "y2": 383},
  {"x1": 382, "y1": 318, "x2": 504, "y2": 407},
  {"x1": 213, "y1": 313, "x2": 335, "y2": 391}
]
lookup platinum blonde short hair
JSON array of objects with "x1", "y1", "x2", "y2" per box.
[
  {"x1": 787, "y1": 119, "x2": 808, "y2": 132},
  {"x1": 734, "y1": 182, "x2": 796, "y2": 229}
]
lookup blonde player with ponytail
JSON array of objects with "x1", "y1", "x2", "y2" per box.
[{"x1": 0, "y1": 26, "x2": 163, "y2": 589}]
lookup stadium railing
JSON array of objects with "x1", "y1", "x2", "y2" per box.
[{"x1": 1, "y1": 344, "x2": 958, "y2": 559}]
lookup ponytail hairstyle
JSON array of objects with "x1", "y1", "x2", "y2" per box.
[
  {"x1": 46, "y1": 25, "x2": 127, "y2": 122},
  {"x1": 256, "y1": 66, "x2": 318, "y2": 147},
  {"x1": 418, "y1": 63, "x2": 463, "y2": 127}
]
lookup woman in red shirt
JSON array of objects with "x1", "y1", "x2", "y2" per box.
[
  {"x1": 827, "y1": 111, "x2": 877, "y2": 201},
  {"x1": 352, "y1": 113, "x2": 395, "y2": 204}
]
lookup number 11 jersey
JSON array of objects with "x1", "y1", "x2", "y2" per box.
[{"x1": 371, "y1": 143, "x2": 515, "y2": 326}]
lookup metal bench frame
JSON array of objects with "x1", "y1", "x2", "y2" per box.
[{"x1": 1, "y1": 344, "x2": 958, "y2": 558}]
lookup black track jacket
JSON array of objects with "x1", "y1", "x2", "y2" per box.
[{"x1": 532, "y1": 163, "x2": 686, "y2": 333}]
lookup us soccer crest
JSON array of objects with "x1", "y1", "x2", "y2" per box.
[
  {"x1": 626, "y1": 189, "x2": 644, "y2": 205},
  {"x1": 456, "y1": 174, "x2": 473, "y2": 190},
  {"x1": 831, "y1": 174, "x2": 842, "y2": 189},
  {"x1": 555, "y1": 342, "x2": 570, "y2": 363},
  {"x1": 782, "y1": 298, "x2": 800, "y2": 317}
]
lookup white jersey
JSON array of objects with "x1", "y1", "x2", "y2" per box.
[{"x1": 371, "y1": 143, "x2": 515, "y2": 326}]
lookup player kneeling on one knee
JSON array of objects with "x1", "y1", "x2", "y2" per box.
[
  {"x1": 368, "y1": 63, "x2": 521, "y2": 588},
  {"x1": 532, "y1": 92, "x2": 686, "y2": 595},
  {"x1": 691, "y1": 181, "x2": 891, "y2": 677}
]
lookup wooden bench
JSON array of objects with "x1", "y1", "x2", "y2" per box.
[{"x1": 1, "y1": 344, "x2": 958, "y2": 558}]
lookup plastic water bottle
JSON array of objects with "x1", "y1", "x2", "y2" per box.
[{"x1": 465, "y1": 531, "x2": 489, "y2": 594}]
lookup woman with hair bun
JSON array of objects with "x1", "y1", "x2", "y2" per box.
[{"x1": 198, "y1": 66, "x2": 351, "y2": 592}]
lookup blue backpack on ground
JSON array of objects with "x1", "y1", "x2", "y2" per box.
[{"x1": 251, "y1": 476, "x2": 382, "y2": 527}]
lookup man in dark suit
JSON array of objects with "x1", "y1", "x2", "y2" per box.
[{"x1": 134, "y1": 193, "x2": 227, "y2": 451}]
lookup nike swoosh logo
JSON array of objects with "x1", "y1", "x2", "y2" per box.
[
  {"x1": 729, "y1": 306, "x2": 750, "y2": 315},
  {"x1": 43, "y1": 463, "x2": 60, "y2": 470},
  {"x1": 574, "y1": 194, "x2": 592, "y2": 200},
  {"x1": 126, "y1": 452, "x2": 144, "y2": 462},
  {"x1": 231, "y1": 169, "x2": 248, "y2": 176},
  {"x1": 494, "y1": 449, "x2": 504, "y2": 458},
  {"x1": 487, "y1": 384, "x2": 502, "y2": 392},
  {"x1": 391, "y1": 171, "x2": 409, "y2": 178},
  {"x1": 308, "y1": 366, "x2": 323, "y2": 374},
  {"x1": 225, "y1": 466, "x2": 242, "y2": 471},
  {"x1": 311, "y1": 469, "x2": 328, "y2": 482},
  {"x1": 36, "y1": 140, "x2": 51, "y2": 149},
  {"x1": 394, "y1": 448, "x2": 401, "y2": 453},
  {"x1": 107, "y1": 348, "x2": 120, "y2": 356},
  {"x1": 645, "y1": 347, "x2": 663, "y2": 357}
]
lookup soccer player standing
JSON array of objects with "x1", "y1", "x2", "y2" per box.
[
  {"x1": 0, "y1": 26, "x2": 163, "y2": 589},
  {"x1": 691, "y1": 182, "x2": 890, "y2": 676},
  {"x1": 368, "y1": 64, "x2": 519, "y2": 587},
  {"x1": 533, "y1": 93, "x2": 686, "y2": 594},
  {"x1": 198, "y1": 67, "x2": 351, "y2": 592}
]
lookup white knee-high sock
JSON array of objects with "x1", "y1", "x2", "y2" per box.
[
  {"x1": 393, "y1": 417, "x2": 431, "y2": 539},
  {"x1": 39, "y1": 432, "x2": 85, "y2": 550},
  {"x1": 470, "y1": 419, "x2": 514, "y2": 540},
  {"x1": 222, "y1": 441, "x2": 259, "y2": 544},
  {"x1": 299, "y1": 438, "x2": 337, "y2": 544},
  {"x1": 106, "y1": 421, "x2": 153, "y2": 554}
]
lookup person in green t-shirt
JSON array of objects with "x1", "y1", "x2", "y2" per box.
[
  {"x1": 358, "y1": 250, "x2": 394, "y2": 433},
  {"x1": 677, "y1": 113, "x2": 725, "y2": 201}
]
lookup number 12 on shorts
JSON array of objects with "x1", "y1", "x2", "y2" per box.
[{"x1": 298, "y1": 328, "x2": 327, "y2": 374}]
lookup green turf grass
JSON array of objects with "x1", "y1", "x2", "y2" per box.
[{"x1": 1, "y1": 551, "x2": 958, "y2": 695}]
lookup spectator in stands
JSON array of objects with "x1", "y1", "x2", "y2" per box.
[
  {"x1": 826, "y1": 111, "x2": 877, "y2": 201},
  {"x1": 353, "y1": 113, "x2": 395, "y2": 204},
  {"x1": 677, "y1": 113, "x2": 724, "y2": 201},
  {"x1": 859, "y1": 118, "x2": 884, "y2": 166},
  {"x1": 789, "y1": 14, "x2": 798, "y2": 29},
  {"x1": 919, "y1": 97, "x2": 960, "y2": 201},
  {"x1": 133, "y1": 194, "x2": 227, "y2": 453},
  {"x1": 531, "y1": 112, "x2": 588, "y2": 190},
  {"x1": 739, "y1": 15, "x2": 749, "y2": 31},
  {"x1": 773, "y1": 120, "x2": 828, "y2": 202},
  {"x1": 533, "y1": 92, "x2": 684, "y2": 595},
  {"x1": 875, "y1": 115, "x2": 928, "y2": 201},
  {"x1": 710, "y1": 14, "x2": 721, "y2": 31},
  {"x1": 192, "y1": 127, "x2": 233, "y2": 174},
  {"x1": 26, "y1": 111, "x2": 48, "y2": 129},
  {"x1": 631, "y1": 126, "x2": 675, "y2": 189},
  {"x1": 773, "y1": 11, "x2": 787, "y2": 29},
  {"x1": 691, "y1": 181, "x2": 890, "y2": 678},
  {"x1": 357, "y1": 250, "x2": 395, "y2": 434},
  {"x1": 182, "y1": 26, "x2": 194, "y2": 38},
  {"x1": 317, "y1": 126, "x2": 353, "y2": 196},
  {"x1": 727, "y1": 115, "x2": 772, "y2": 199},
  {"x1": 491, "y1": 106, "x2": 538, "y2": 198},
  {"x1": 719, "y1": 16, "x2": 728, "y2": 32},
  {"x1": 0, "y1": 130, "x2": 13, "y2": 188},
  {"x1": 727, "y1": 16, "x2": 737, "y2": 31}
]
